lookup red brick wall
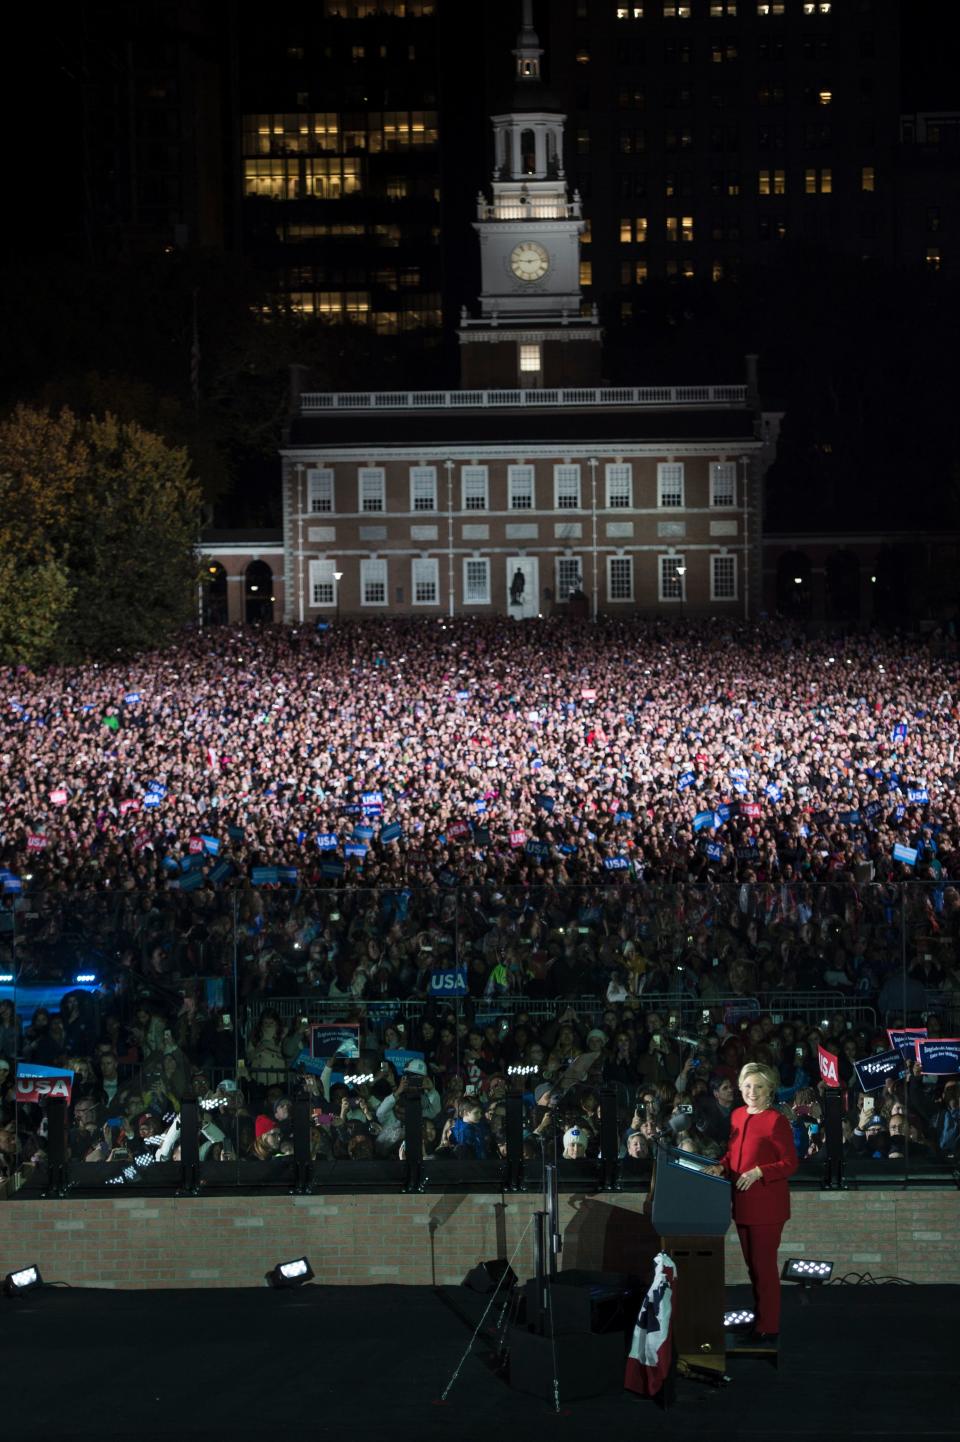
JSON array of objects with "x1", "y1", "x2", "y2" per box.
[{"x1": 2, "y1": 1190, "x2": 956, "y2": 1289}]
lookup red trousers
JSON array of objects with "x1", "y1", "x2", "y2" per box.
[{"x1": 736, "y1": 1221, "x2": 785, "y2": 1334}]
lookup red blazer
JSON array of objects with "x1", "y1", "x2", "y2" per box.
[{"x1": 719, "y1": 1105, "x2": 798, "y2": 1226}]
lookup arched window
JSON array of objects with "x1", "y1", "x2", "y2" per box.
[
  {"x1": 245, "y1": 560, "x2": 275, "y2": 625},
  {"x1": 519, "y1": 128, "x2": 536, "y2": 176}
]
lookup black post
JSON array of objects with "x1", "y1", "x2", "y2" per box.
[
  {"x1": 43, "y1": 1097, "x2": 69, "y2": 1199},
  {"x1": 505, "y1": 1087, "x2": 525, "y2": 1192},
  {"x1": 531, "y1": 1209, "x2": 550, "y2": 1335},
  {"x1": 291, "y1": 1090, "x2": 313, "y2": 1195},
  {"x1": 178, "y1": 1097, "x2": 201, "y2": 1195},
  {"x1": 403, "y1": 1076, "x2": 424, "y2": 1193},
  {"x1": 599, "y1": 1085, "x2": 621, "y2": 1191},
  {"x1": 821, "y1": 1086, "x2": 845, "y2": 1190}
]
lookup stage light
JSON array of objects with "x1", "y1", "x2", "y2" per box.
[
  {"x1": 75, "y1": 973, "x2": 97, "y2": 984},
  {"x1": 507, "y1": 1064, "x2": 539, "y2": 1076},
  {"x1": 723, "y1": 1309, "x2": 755, "y2": 1329},
  {"x1": 781, "y1": 1258, "x2": 833, "y2": 1282},
  {"x1": 3, "y1": 1265, "x2": 42, "y2": 1297},
  {"x1": 265, "y1": 1257, "x2": 314, "y2": 1289},
  {"x1": 0, "y1": 973, "x2": 13, "y2": 983}
]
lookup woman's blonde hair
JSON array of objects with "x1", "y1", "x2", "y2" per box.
[{"x1": 738, "y1": 1061, "x2": 779, "y2": 1097}]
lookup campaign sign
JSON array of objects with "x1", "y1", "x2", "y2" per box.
[
  {"x1": 142, "y1": 793, "x2": 161, "y2": 810},
  {"x1": 49, "y1": 789, "x2": 68, "y2": 806},
  {"x1": 581, "y1": 688, "x2": 597, "y2": 701},
  {"x1": 15, "y1": 1062, "x2": 74, "y2": 1103},
  {"x1": 914, "y1": 1039, "x2": 960, "y2": 1075},
  {"x1": 715, "y1": 803, "x2": 732, "y2": 823},
  {"x1": 119, "y1": 799, "x2": 140, "y2": 815},
  {"x1": 188, "y1": 836, "x2": 204, "y2": 854},
  {"x1": 765, "y1": 784, "x2": 782, "y2": 802},
  {"x1": 310, "y1": 1024, "x2": 361, "y2": 1062},
  {"x1": 817, "y1": 1045, "x2": 840, "y2": 1088},
  {"x1": 180, "y1": 854, "x2": 204, "y2": 873},
  {"x1": 892, "y1": 723, "x2": 908, "y2": 743},
  {"x1": 887, "y1": 1027, "x2": 927, "y2": 1061},
  {"x1": 741, "y1": 803, "x2": 763, "y2": 819},
  {"x1": 147, "y1": 781, "x2": 167, "y2": 798},
  {"x1": 447, "y1": 821, "x2": 469, "y2": 839},
  {"x1": 704, "y1": 841, "x2": 724, "y2": 862},
  {"x1": 693, "y1": 810, "x2": 715, "y2": 832},
  {"x1": 429, "y1": 967, "x2": 468, "y2": 997},
  {"x1": 907, "y1": 788, "x2": 929, "y2": 804},
  {"x1": 525, "y1": 840, "x2": 551, "y2": 860},
  {"x1": 472, "y1": 826, "x2": 491, "y2": 847},
  {"x1": 839, "y1": 811, "x2": 861, "y2": 827},
  {"x1": 320, "y1": 857, "x2": 345, "y2": 878},
  {"x1": 381, "y1": 822, "x2": 402, "y2": 844},
  {"x1": 509, "y1": 830, "x2": 526, "y2": 848},
  {"x1": 344, "y1": 842, "x2": 367, "y2": 859},
  {"x1": 677, "y1": 772, "x2": 696, "y2": 791},
  {"x1": 353, "y1": 825, "x2": 374, "y2": 842},
  {"x1": 535, "y1": 793, "x2": 555, "y2": 814},
  {"x1": 604, "y1": 856, "x2": 630, "y2": 871},
  {"x1": 361, "y1": 791, "x2": 383, "y2": 808},
  {"x1": 208, "y1": 860, "x2": 233, "y2": 886},
  {"x1": 251, "y1": 866, "x2": 279, "y2": 886},
  {"x1": 26, "y1": 835, "x2": 48, "y2": 852},
  {"x1": 278, "y1": 867, "x2": 299, "y2": 884},
  {"x1": 384, "y1": 1048, "x2": 425, "y2": 1075},
  {"x1": 892, "y1": 843, "x2": 918, "y2": 867},
  {"x1": 123, "y1": 692, "x2": 141, "y2": 705},
  {"x1": 227, "y1": 824, "x2": 245, "y2": 842},
  {"x1": 177, "y1": 869, "x2": 205, "y2": 893},
  {"x1": 474, "y1": 800, "x2": 487, "y2": 814},
  {"x1": 864, "y1": 801, "x2": 883, "y2": 821},
  {"x1": 201, "y1": 834, "x2": 220, "y2": 856},
  {"x1": 317, "y1": 833, "x2": 339, "y2": 851},
  {"x1": 853, "y1": 1048, "x2": 905, "y2": 1093}
]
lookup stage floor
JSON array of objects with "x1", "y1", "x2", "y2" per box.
[{"x1": 4, "y1": 1279, "x2": 956, "y2": 1440}]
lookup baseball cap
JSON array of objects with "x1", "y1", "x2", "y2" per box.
[
  {"x1": 216, "y1": 1078, "x2": 238, "y2": 1093},
  {"x1": 563, "y1": 1126, "x2": 586, "y2": 1149},
  {"x1": 404, "y1": 1058, "x2": 428, "y2": 1077}
]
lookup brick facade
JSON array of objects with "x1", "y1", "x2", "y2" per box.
[{"x1": 3, "y1": 1189, "x2": 956, "y2": 1290}]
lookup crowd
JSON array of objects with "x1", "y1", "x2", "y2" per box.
[{"x1": 2, "y1": 616, "x2": 959, "y2": 1182}]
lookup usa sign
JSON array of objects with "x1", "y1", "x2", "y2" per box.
[{"x1": 15, "y1": 1063, "x2": 74, "y2": 1103}]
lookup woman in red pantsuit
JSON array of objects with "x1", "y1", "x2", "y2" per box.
[{"x1": 717, "y1": 1061, "x2": 798, "y2": 1342}]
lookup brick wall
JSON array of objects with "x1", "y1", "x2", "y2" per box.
[{"x1": 1, "y1": 1190, "x2": 957, "y2": 1289}]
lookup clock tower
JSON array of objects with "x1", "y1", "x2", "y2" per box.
[{"x1": 459, "y1": 0, "x2": 602, "y2": 390}]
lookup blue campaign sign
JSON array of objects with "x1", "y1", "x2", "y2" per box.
[
  {"x1": 892, "y1": 723, "x2": 908, "y2": 743},
  {"x1": 354, "y1": 825, "x2": 374, "y2": 842},
  {"x1": 317, "y1": 833, "x2": 339, "y2": 850},
  {"x1": 704, "y1": 841, "x2": 724, "y2": 861},
  {"x1": 615, "y1": 811, "x2": 634, "y2": 823},
  {"x1": 142, "y1": 793, "x2": 162, "y2": 809},
  {"x1": 715, "y1": 803, "x2": 732, "y2": 823},
  {"x1": 730, "y1": 769, "x2": 749, "y2": 782},
  {"x1": 474, "y1": 799, "x2": 487, "y2": 813},
  {"x1": 278, "y1": 867, "x2": 299, "y2": 884},
  {"x1": 384, "y1": 1047, "x2": 425, "y2": 1075},
  {"x1": 765, "y1": 783, "x2": 782, "y2": 802},
  {"x1": 892, "y1": 843, "x2": 918, "y2": 866},
  {"x1": 201, "y1": 834, "x2": 220, "y2": 856},
  {"x1": 455, "y1": 690, "x2": 470, "y2": 702},
  {"x1": 381, "y1": 822, "x2": 402, "y2": 843},
  {"x1": 603, "y1": 856, "x2": 630, "y2": 870},
  {"x1": 853, "y1": 1048, "x2": 904, "y2": 1093},
  {"x1": 345, "y1": 842, "x2": 367, "y2": 859},
  {"x1": 525, "y1": 840, "x2": 551, "y2": 859},
  {"x1": 321, "y1": 857, "x2": 345, "y2": 878},
  {"x1": 310, "y1": 1024, "x2": 361, "y2": 1062},
  {"x1": 864, "y1": 801, "x2": 883, "y2": 820},
  {"x1": 251, "y1": 865, "x2": 279, "y2": 885},
  {"x1": 915, "y1": 1039, "x2": 960, "y2": 1075},
  {"x1": 147, "y1": 781, "x2": 167, "y2": 798},
  {"x1": 208, "y1": 860, "x2": 233, "y2": 886},
  {"x1": 123, "y1": 692, "x2": 141, "y2": 705},
  {"x1": 161, "y1": 856, "x2": 179, "y2": 873},
  {"x1": 894, "y1": 805, "x2": 906, "y2": 823},
  {"x1": 677, "y1": 772, "x2": 696, "y2": 791},
  {"x1": 559, "y1": 843, "x2": 578, "y2": 855},
  {"x1": 361, "y1": 791, "x2": 383, "y2": 809},
  {"x1": 2, "y1": 875, "x2": 22, "y2": 894},
  {"x1": 227, "y1": 825, "x2": 245, "y2": 842},
  {"x1": 693, "y1": 810, "x2": 715, "y2": 832},
  {"x1": 887, "y1": 1027, "x2": 927, "y2": 1061},
  {"x1": 839, "y1": 811, "x2": 861, "y2": 826},
  {"x1": 429, "y1": 967, "x2": 468, "y2": 997},
  {"x1": 535, "y1": 793, "x2": 555, "y2": 813},
  {"x1": 180, "y1": 854, "x2": 205, "y2": 873},
  {"x1": 177, "y1": 869, "x2": 205, "y2": 893},
  {"x1": 907, "y1": 788, "x2": 929, "y2": 804}
]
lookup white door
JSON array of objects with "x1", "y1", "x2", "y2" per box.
[{"x1": 506, "y1": 556, "x2": 539, "y2": 619}]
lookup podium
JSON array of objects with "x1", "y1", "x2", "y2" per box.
[{"x1": 651, "y1": 1143, "x2": 731, "y2": 1378}]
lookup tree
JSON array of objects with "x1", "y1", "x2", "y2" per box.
[{"x1": 0, "y1": 404, "x2": 202, "y2": 665}]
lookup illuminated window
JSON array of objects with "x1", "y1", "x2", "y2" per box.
[
  {"x1": 658, "y1": 462, "x2": 685, "y2": 507},
  {"x1": 659, "y1": 554, "x2": 685, "y2": 601},
  {"x1": 861, "y1": 165, "x2": 875, "y2": 192},
  {"x1": 608, "y1": 556, "x2": 634, "y2": 602},
  {"x1": 555, "y1": 465, "x2": 582, "y2": 510},
  {"x1": 635, "y1": 260, "x2": 648, "y2": 284},
  {"x1": 712, "y1": 260, "x2": 724, "y2": 281},
  {"x1": 461, "y1": 466, "x2": 489, "y2": 512},
  {"x1": 556, "y1": 556, "x2": 583, "y2": 598},
  {"x1": 463, "y1": 558, "x2": 490, "y2": 606},
  {"x1": 309, "y1": 559, "x2": 337, "y2": 608},
  {"x1": 307, "y1": 467, "x2": 334, "y2": 513},
  {"x1": 819, "y1": 90, "x2": 832, "y2": 106},
  {"x1": 519, "y1": 344, "x2": 542, "y2": 375},
  {"x1": 576, "y1": 49, "x2": 590, "y2": 63},
  {"x1": 509, "y1": 465, "x2": 535, "y2": 510},
  {"x1": 621, "y1": 301, "x2": 634, "y2": 321},
  {"x1": 925, "y1": 248, "x2": 941, "y2": 271},
  {"x1": 412, "y1": 558, "x2": 439, "y2": 606},
  {"x1": 620, "y1": 217, "x2": 633, "y2": 243},
  {"x1": 385, "y1": 176, "x2": 409, "y2": 199},
  {"x1": 606, "y1": 463, "x2": 633, "y2": 509},
  {"x1": 711, "y1": 1, "x2": 737, "y2": 12},
  {"x1": 663, "y1": 2, "x2": 691, "y2": 15},
  {"x1": 616, "y1": 5, "x2": 645, "y2": 15},
  {"x1": 805, "y1": 167, "x2": 832, "y2": 194},
  {"x1": 821, "y1": 167, "x2": 832, "y2": 193},
  {"x1": 758, "y1": 169, "x2": 771, "y2": 196},
  {"x1": 410, "y1": 466, "x2": 438, "y2": 512},
  {"x1": 711, "y1": 553, "x2": 737, "y2": 600},
  {"x1": 757, "y1": 2, "x2": 784, "y2": 12},
  {"x1": 359, "y1": 467, "x2": 385, "y2": 512},
  {"x1": 361, "y1": 558, "x2": 388, "y2": 606},
  {"x1": 710, "y1": 461, "x2": 737, "y2": 507},
  {"x1": 580, "y1": 260, "x2": 593, "y2": 286},
  {"x1": 636, "y1": 216, "x2": 648, "y2": 243},
  {"x1": 666, "y1": 215, "x2": 678, "y2": 240},
  {"x1": 244, "y1": 158, "x2": 300, "y2": 200}
]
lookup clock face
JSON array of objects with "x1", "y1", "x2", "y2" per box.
[{"x1": 510, "y1": 241, "x2": 550, "y2": 281}]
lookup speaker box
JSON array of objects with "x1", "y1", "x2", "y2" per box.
[
  {"x1": 463, "y1": 1259, "x2": 518, "y2": 1295},
  {"x1": 523, "y1": 1269, "x2": 638, "y2": 1335},
  {"x1": 508, "y1": 1326, "x2": 624, "y2": 1401}
]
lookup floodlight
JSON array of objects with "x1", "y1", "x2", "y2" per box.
[
  {"x1": 75, "y1": 973, "x2": 97, "y2": 984},
  {"x1": 723, "y1": 1309, "x2": 755, "y2": 1329},
  {"x1": 0, "y1": 973, "x2": 13, "y2": 983},
  {"x1": 3, "y1": 1265, "x2": 42, "y2": 1297},
  {"x1": 781, "y1": 1258, "x2": 833, "y2": 1282},
  {"x1": 265, "y1": 1257, "x2": 314, "y2": 1289}
]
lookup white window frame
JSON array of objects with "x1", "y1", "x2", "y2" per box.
[
  {"x1": 360, "y1": 557, "x2": 388, "y2": 606},
  {"x1": 709, "y1": 461, "x2": 737, "y2": 507},
  {"x1": 309, "y1": 558, "x2": 337, "y2": 608},
  {"x1": 358, "y1": 466, "x2": 386, "y2": 513},
  {"x1": 605, "y1": 462, "x2": 633, "y2": 509},
  {"x1": 657, "y1": 461, "x2": 685, "y2": 508},
  {"x1": 461, "y1": 465, "x2": 489, "y2": 512},
  {"x1": 462, "y1": 556, "x2": 491, "y2": 606},
  {"x1": 508, "y1": 464, "x2": 535, "y2": 510},
  {"x1": 409, "y1": 465, "x2": 438, "y2": 512},
  {"x1": 554, "y1": 463, "x2": 582, "y2": 510},
  {"x1": 519, "y1": 342, "x2": 542, "y2": 373},
  {"x1": 412, "y1": 557, "x2": 440, "y2": 606},
  {"x1": 555, "y1": 555, "x2": 583, "y2": 599},
  {"x1": 307, "y1": 467, "x2": 334, "y2": 514},
  {"x1": 607, "y1": 554, "x2": 634, "y2": 603},
  {"x1": 659, "y1": 553, "x2": 686, "y2": 602},
  {"x1": 711, "y1": 552, "x2": 738, "y2": 600}
]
